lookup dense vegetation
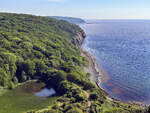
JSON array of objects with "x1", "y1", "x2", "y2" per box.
[
  {"x1": 51, "y1": 16, "x2": 86, "y2": 24},
  {"x1": 0, "y1": 12, "x2": 89, "y2": 89},
  {"x1": 0, "y1": 12, "x2": 149, "y2": 113}
]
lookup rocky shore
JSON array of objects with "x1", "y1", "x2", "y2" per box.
[
  {"x1": 73, "y1": 29, "x2": 86, "y2": 47},
  {"x1": 75, "y1": 29, "x2": 109, "y2": 88},
  {"x1": 81, "y1": 49, "x2": 109, "y2": 86}
]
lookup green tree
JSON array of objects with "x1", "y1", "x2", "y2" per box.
[
  {"x1": 23, "y1": 59, "x2": 36, "y2": 76},
  {"x1": 9, "y1": 81, "x2": 15, "y2": 89},
  {"x1": 12, "y1": 76, "x2": 18, "y2": 84},
  {"x1": 66, "y1": 107, "x2": 83, "y2": 113},
  {"x1": 21, "y1": 71, "x2": 27, "y2": 82}
]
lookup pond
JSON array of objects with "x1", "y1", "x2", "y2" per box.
[
  {"x1": 35, "y1": 88, "x2": 56, "y2": 97},
  {"x1": 0, "y1": 81, "x2": 58, "y2": 113}
]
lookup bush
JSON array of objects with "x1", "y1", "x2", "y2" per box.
[
  {"x1": 12, "y1": 76, "x2": 18, "y2": 84},
  {"x1": 66, "y1": 107, "x2": 83, "y2": 113},
  {"x1": 22, "y1": 59, "x2": 36, "y2": 76},
  {"x1": 67, "y1": 73, "x2": 81, "y2": 84},
  {"x1": 50, "y1": 70, "x2": 67, "y2": 89},
  {"x1": 58, "y1": 81, "x2": 71, "y2": 94},
  {"x1": 83, "y1": 81, "x2": 95, "y2": 90},
  {"x1": 89, "y1": 93, "x2": 98, "y2": 100},
  {"x1": 9, "y1": 81, "x2": 15, "y2": 89}
]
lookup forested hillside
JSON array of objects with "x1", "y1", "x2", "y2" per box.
[
  {"x1": 0, "y1": 13, "x2": 149, "y2": 113},
  {"x1": 51, "y1": 16, "x2": 86, "y2": 24},
  {"x1": 0, "y1": 13, "x2": 89, "y2": 89}
]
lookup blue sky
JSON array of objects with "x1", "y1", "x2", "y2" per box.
[{"x1": 0, "y1": 0, "x2": 150, "y2": 19}]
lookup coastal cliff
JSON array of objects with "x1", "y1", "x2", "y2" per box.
[
  {"x1": 74, "y1": 27, "x2": 109, "y2": 87},
  {"x1": 72, "y1": 29, "x2": 86, "y2": 47}
]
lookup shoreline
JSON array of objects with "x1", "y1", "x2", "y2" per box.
[
  {"x1": 76, "y1": 27, "x2": 149, "y2": 107},
  {"x1": 81, "y1": 48, "x2": 148, "y2": 107}
]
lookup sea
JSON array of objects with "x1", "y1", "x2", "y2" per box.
[{"x1": 81, "y1": 20, "x2": 150, "y2": 105}]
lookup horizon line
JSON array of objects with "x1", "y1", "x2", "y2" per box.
[{"x1": 1, "y1": 11, "x2": 150, "y2": 20}]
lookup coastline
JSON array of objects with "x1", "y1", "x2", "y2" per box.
[
  {"x1": 81, "y1": 49, "x2": 112, "y2": 97},
  {"x1": 81, "y1": 49, "x2": 109, "y2": 86},
  {"x1": 78, "y1": 29, "x2": 148, "y2": 107},
  {"x1": 81, "y1": 49, "x2": 148, "y2": 107}
]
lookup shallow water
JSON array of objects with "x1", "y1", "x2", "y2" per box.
[{"x1": 81, "y1": 20, "x2": 150, "y2": 104}]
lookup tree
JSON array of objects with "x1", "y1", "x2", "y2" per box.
[
  {"x1": 67, "y1": 73, "x2": 81, "y2": 84},
  {"x1": 0, "y1": 68, "x2": 9, "y2": 87},
  {"x1": 21, "y1": 71, "x2": 27, "y2": 82},
  {"x1": 12, "y1": 76, "x2": 18, "y2": 84},
  {"x1": 33, "y1": 59, "x2": 47, "y2": 75},
  {"x1": 83, "y1": 81, "x2": 95, "y2": 90},
  {"x1": 66, "y1": 107, "x2": 83, "y2": 113},
  {"x1": 23, "y1": 59, "x2": 36, "y2": 76},
  {"x1": 89, "y1": 93, "x2": 98, "y2": 100},
  {"x1": 9, "y1": 81, "x2": 15, "y2": 89},
  {"x1": 50, "y1": 71, "x2": 67, "y2": 89}
]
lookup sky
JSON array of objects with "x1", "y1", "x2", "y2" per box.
[{"x1": 0, "y1": 0, "x2": 150, "y2": 19}]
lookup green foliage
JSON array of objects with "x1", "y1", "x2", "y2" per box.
[
  {"x1": 0, "y1": 12, "x2": 83, "y2": 88},
  {"x1": 90, "y1": 103, "x2": 102, "y2": 113},
  {"x1": 23, "y1": 59, "x2": 36, "y2": 76},
  {"x1": 21, "y1": 71, "x2": 27, "y2": 82},
  {"x1": 58, "y1": 81, "x2": 87, "y2": 102},
  {"x1": 0, "y1": 12, "x2": 147, "y2": 113},
  {"x1": 0, "y1": 68, "x2": 10, "y2": 88},
  {"x1": 47, "y1": 70, "x2": 67, "y2": 89},
  {"x1": 0, "y1": 83, "x2": 59, "y2": 113},
  {"x1": 89, "y1": 93, "x2": 99, "y2": 100},
  {"x1": 67, "y1": 72, "x2": 81, "y2": 84},
  {"x1": 9, "y1": 81, "x2": 15, "y2": 89},
  {"x1": 12, "y1": 76, "x2": 18, "y2": 84},
  {"x1": 66, "y1": 107, "x2": 83, "y2": 113}
]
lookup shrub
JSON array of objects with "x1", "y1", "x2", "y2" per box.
[
  {"x1": 83, "y1": 81, "x2": 95, "y2": 90},
  {"x1": 66, "y1": 107, "x2": 83, "y2": 113},
  {"x1": 67, "y1": 73, "x2": 81, "y2": 84},
  {"x1": 22, "y1": 59, "x2": 36, "y2": 76},
  {"x1": 9, "y1": 81, "x2": 15, "y2": 89},
  {"x1": 89, "y1": 93, "x2": 98, "y2": 100}
]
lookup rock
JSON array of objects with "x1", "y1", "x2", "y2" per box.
[{"x1": 72, "y1": 30, "x2": 86, "y2": 47}]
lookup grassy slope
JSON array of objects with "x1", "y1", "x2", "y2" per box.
[
  {"x1": 0, "y1": 82, "x2": 59, "y2": 113},
  {"x1": 0, "y1": 13, "x2": 148, "y2": 113}
]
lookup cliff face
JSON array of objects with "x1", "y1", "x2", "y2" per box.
[{"x1": 73, "y1": 30, "x2": 86, "y2": 47}]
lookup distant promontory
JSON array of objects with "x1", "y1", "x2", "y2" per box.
[{"x1": 51, "y1": 16, "x2": 86, "y2": 24}]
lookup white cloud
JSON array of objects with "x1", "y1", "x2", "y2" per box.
[{"x1": 47, "y1": 0, "x2": 65, "y2": 2}]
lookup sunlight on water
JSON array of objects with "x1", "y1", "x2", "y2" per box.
[{"x1": 81, "y1": 20, "x2": 150, "y2": 104}]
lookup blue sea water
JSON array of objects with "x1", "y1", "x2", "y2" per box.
[{"x1": 81, "y1": 20, "x2": 150, "y2": 104}]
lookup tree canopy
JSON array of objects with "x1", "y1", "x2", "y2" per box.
[{"x1": 0, "y1": 12, "x2": 88, "y2": 89}]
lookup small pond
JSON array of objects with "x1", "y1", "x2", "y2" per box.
[{"x1": 35, "y1": 88, "x2": 56, "y2": 97}]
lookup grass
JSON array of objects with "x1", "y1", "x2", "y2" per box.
[
  {"x1": 0, "y1": 81, "x2": 59, "y2": 113},
  {"x1": 101, "y1": 99, "x2": 144, "y2": 113}
]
